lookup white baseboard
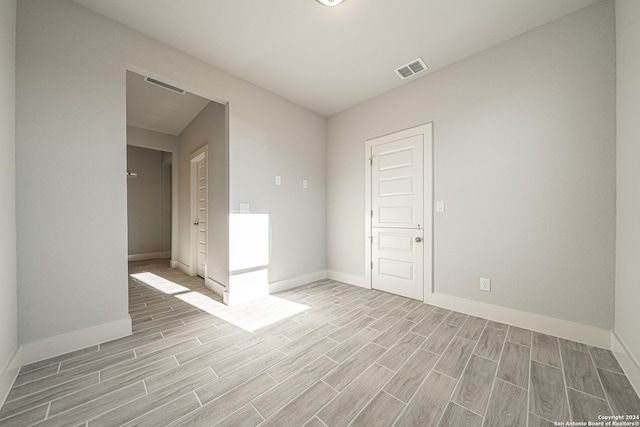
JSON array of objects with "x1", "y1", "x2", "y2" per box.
[
  {"x1": 611, "y1": 332, "x2": 640, "y2": 397},
  {"x1": 0, "y1": 347, "x2": 21, "y2": 409},
  {"x1": 423, "y1": 292, "x2": 611, "y2": 349},
  {"x1": 171, "y1": 260, "x2": 191, "y2": 276},
  {"x1": 326, "y1": 270, "x2": 368, "y2": 288},
  {"x1": 205, "y1": 277, "x2": 226, "y2": 297},
  {"x1": 128, "y1": 252, "x2": 170, "y2": 262},
  {"x1": 20, "y1": 316, "x2": 132, "y2": 365},
  {"x1": 270, "y1": 270, "x2": 328, "y2": 294}
]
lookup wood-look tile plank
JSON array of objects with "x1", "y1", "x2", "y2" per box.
[
  {"x1": 438, "y1": 402, "x2": 482, "y2": 427},
  {"x1": 403, "y1": 304, "x2": 435, "y2": 323},
  {"x1": 395, "y1": 371, "x2": 457, "y2": 427},
  {"x1": 317, "y1": 363, "x2": 394, "y2": 427},
  {"x1": 13, "y1": 364, "x2": 60, "y2": 387},
  {"x1": 497, "y1": 341, "x2": 530, "y2": 389},
  {"x1": 260, "y1": 381, "x2": 336, "y2": 427},
  {"x1": 532, "y1": 332, "x2": 561, "y2": 368},
  {"x1": 589, "y1": 347, "x2": 624, "y2": 374},
  {"x1": 166, "y1": 374, "x2": 277, "y2": 427},
  {"x1": 434, "y1": 336, "x2": 476, "y2": 379},
  {"x1": 487, "y1": 320, "x2": 508, "y2": 331},
  {"x1": 0, "y1": 403, "x2": 48, "y2": 427},
  {"x1": 559, "y1": 338, "x2": 589, "y2": 353},
  {"x1": 473, "y1": 326, "x2": 506, "y2": 361},
  {"x1": 451, "y1": 354, "x2": 497, "y2": 414},
  {"x1": 484, "y1": 379, "x2": 527, "y2": 427},
  {"x1": 411, "y1": 312, "x2": 446, "y2": 338},
  {"x1": 213, "y1": 404, "x2": 263, "y2": 427},
  {"x1": 302, "y1": 416, "x2": 325, "y2": 427},
  {"x1": 528, "y1": 413, "x2": 554, "y2": 427},
  {"x1": 325, "y1": 327, "x2": 380, "y2": 363},
  {"x1": 19, "y1": 346, "x2": 99, "y2": 375},
  {"x1": 328, "y1": 315, "x2": 376, "y2": 342},
  {"x1": 211, "y1": 335, "x2": 290, "y2": 374},
  {"x1": 597, "y1": 368, "x2": 640, "y2": 416},
  {"x1": 350, "y1": 391, "x2": 405, "y2": 427},
  {"x1": 267, "y1": 338, "x2": 336, "y2": 382},
  {"x1": 421, "y1": 322, "x2": 459, "y2": 355},
  {"x1": 88, "y1": 370, "x2": 218, "y2": 427},
  {"x1": 369, "y1": 308, "x2": 409, "y2": 332},
  {"x1": 329, "y1": 306, "x2": 372, "y2": 328},
  {"x1": 506, "y1": 326, "x2": 531, "y2": 347},
  {"x1": 252, "y1": 356, "x2": 336, "y2": 418},
  {"x1": 378, "y1": 332, "x2": 425, "y2": 372},
  {"x1": 0, "y1": 373, "x2": 99, "y2": 420},
  {"x1": 560, "y1": 346, "x2": 605, "y2": 399},
  {"x1": 323, "y1": 343, "x2": 386, "y2": 391},
  {"x1": 41, "y1": 382, "x2": 147, "y2": 427},
  {"x1": 195, "y1": 350, "x2": 286, "y2": 405},
  {"x1": 567, "y1": 388, "x2": 612, "y2": 422},
  {"x1": 120, "y1": 392, "x2": 201, "y2": 427},
  {"x1": 373, "y1": 319, "x2": 415, "y2": 349},
  {"x1": 384, "y1": 349, "x2": 439, "y2": 403},
  {"x1": 457, "y1": 316, "x2": 487, "y2": 341},
  {"x1": 529, "y1": 361, "x2": 569, "y2": 422},
  {"x1": 443, "y1": 311, "x2": 468, "y2": 327},
  {"x1": 279, "y1": 324, "x2": 336, "y2": 356}
]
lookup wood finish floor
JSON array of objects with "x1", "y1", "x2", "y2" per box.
[{"x1": 1, "y1": 259, "x2": 639, "y2": 426}]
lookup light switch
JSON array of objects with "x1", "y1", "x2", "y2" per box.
[
  {"x1": 436, "y1": 201, "x2": 445, "y2": 212},
  {"x1": 303, "y1": 179, "x2": 308, "y2": 189},
  {"x1": 275, "y1": 175, "x2": 281, "y2": 186}
]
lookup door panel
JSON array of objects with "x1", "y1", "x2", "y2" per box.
[
  {"x1": 196, "y1": 156, "x2": 206, "y2": 278},
  {"x1": 372, "y1": 229, "x2": 423, "y2": 300},
  {"x1": 372, "y1": 135, "x2": 423, "y2": 229},
  {"x1": 371, "y1": 131, "x2": 424, "y2": 300}
]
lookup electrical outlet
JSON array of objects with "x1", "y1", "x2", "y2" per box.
[
  {"x1": 436, "y1": 201, "x2": 445, "y2": 212},
  {"x1": 275, "y1": 175, "x2": 281, "y2": 186},
  {"x1": 303, "y1": 179, "x2": 308, "y2": 189},
  {"x1": 480, "y1": 278, "x2": 491, "y2": 292},
  {"x1": 239, "y1": 203, "x2": 250, "y2": 213}
]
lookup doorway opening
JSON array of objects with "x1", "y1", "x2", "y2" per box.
[{"x1": 125, "y1": 68, "x2": 229, "y2": 298}]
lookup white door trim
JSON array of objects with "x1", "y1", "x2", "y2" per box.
[
  {"x1": 190, "y1": 145, "x2": 208, "y2": 277},
  {"x1": 365, "y1": 123, "x2": 433, "y2": 300}
]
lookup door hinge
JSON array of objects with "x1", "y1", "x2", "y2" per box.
[
  {"x1": 370, "y1": 157, "x2": 373, "y2": 166},
  {"x1": 370, "y1": 209, "x2": 373, "y2": 218},
  {"x1": 371, "y1": 261, "x2": 373, "y2": 269}
]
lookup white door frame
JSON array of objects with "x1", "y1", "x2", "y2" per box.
[
  {"x1": 364, "y1": 123, "x2": 433, "y2": 300},
  {"x1": 190, "y1": 145, "x2": 208, "y2": 277}
]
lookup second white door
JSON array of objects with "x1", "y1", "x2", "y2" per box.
[
  {"x1": 192, "y1": 150, "x2": 207, "y2": 278},
  {"x1": 370, "y1": 129, "x2": 425, "y2": 300}
]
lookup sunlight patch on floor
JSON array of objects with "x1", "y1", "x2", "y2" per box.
[
  {"x1": 130, "y1": 272, "x2": 190, "y2": 294},
  {"x1": 131, "y1": 272, "x2": 310, "y2": 332},
  {"x1": 176, "y1": 291, "x2": 310, "y2": 332}
]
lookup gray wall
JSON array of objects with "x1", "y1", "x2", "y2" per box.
[
  {"x1": 177, "y1": 102, "x2": 229, "y2": 287},
  {"x1": 0, "y1": 0, "x2": 18, "y2": 377},
  {"x1": 327, "y1": 1, "x2": 615, "y2": 329},
  {"x1": 126, "y1": 145, "x2": 170, "y2": 256},
  {"x1": 615, "y1": 0, "x2": 640, "y2": 370},
  {"x1": 16, "y1": 0, "x2": 326, "y2": 345}
]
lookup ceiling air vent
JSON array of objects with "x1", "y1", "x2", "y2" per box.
[
  {"x1": 394, "y1": 57, "x2": 428, "y2": 80},
  {"x1": 144, "y1": 77, "x2": 185, "y2": 94}
]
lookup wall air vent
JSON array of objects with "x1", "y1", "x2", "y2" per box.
[
  {"x1": 394, "y1": 57, "x2": 428, "y2": 80},
  {"x1": 144, "y1": 77, "x2": 186, "y2": 94}
]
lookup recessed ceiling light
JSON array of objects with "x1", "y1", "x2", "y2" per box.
[{"x1": 316, "y1": 0, "x2": 346, "y2": 6}]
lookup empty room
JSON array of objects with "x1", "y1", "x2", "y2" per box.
[{"x1": 1, "y1": 0, "x2": 639, "y2": 426}]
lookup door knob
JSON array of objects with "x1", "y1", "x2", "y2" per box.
[
  {"x1": 193, "y1": 219, "x2": 199, "y2": 225},
  {"x1": 415, "y1": 237, "x2": 422, "y2": 243}
]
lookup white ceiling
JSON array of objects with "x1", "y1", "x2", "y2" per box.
[
  {"x1": 79, "y1": 0, "x2": 599, "y2": 117},
  {"x1": 126, "y1": 70, "x2": 210, "y2": 135}
]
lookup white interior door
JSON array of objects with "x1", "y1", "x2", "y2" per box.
[
  {"x1": 370, "y1": 132, "x2": 424, "y2": 300},
  {"x1": 191, "y1": 150, "x2": 207, "y2": 278}
]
